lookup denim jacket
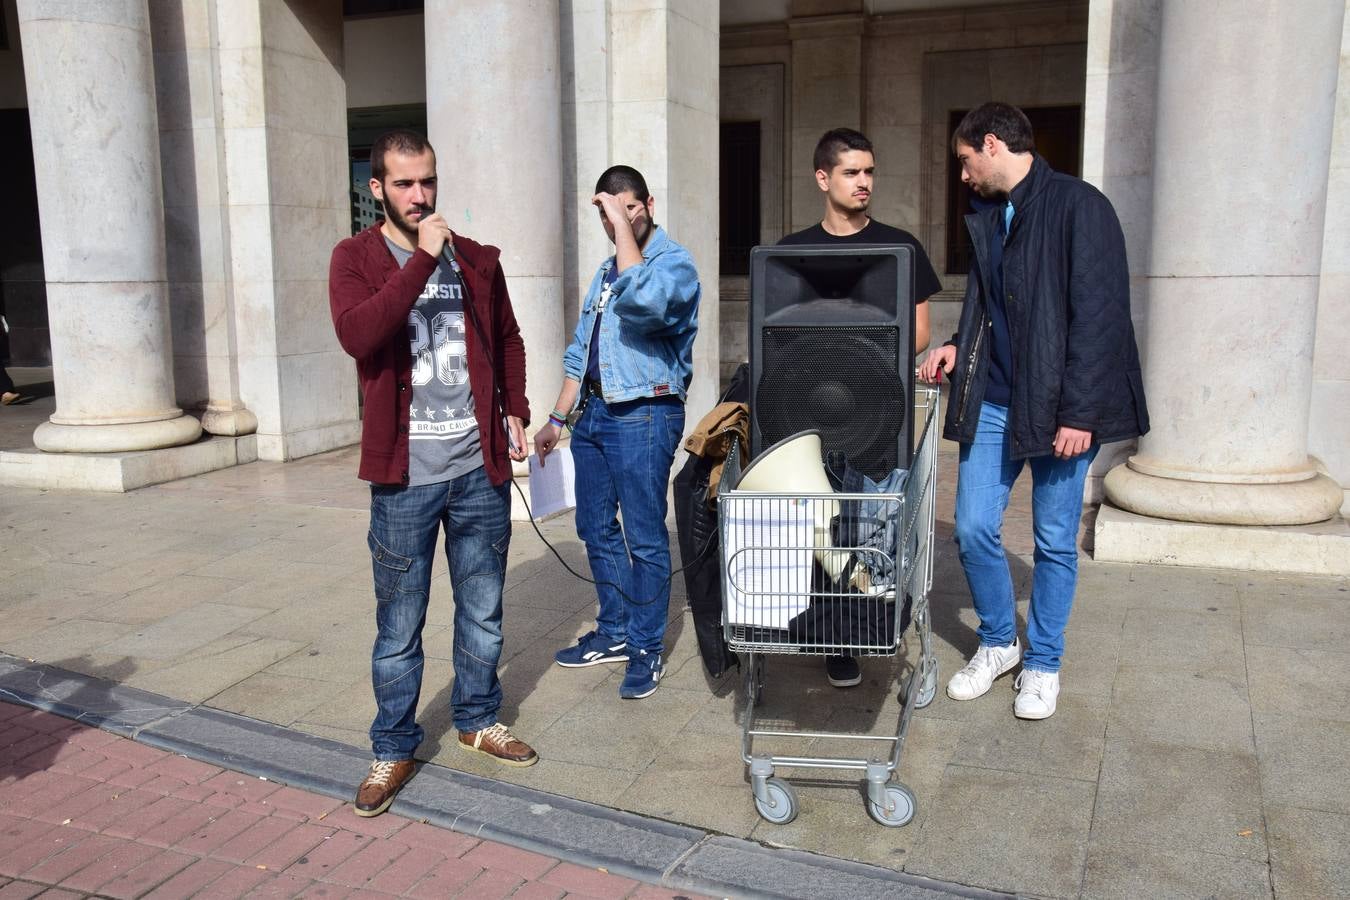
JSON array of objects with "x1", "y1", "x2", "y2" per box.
[{"x1": 562, "y1": 226, "x2": 700, "y2": 405}]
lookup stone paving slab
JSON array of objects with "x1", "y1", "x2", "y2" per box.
[
  {"x1": 3, "y1": 380, "x2": 1350, "y2": 896},
  {"x1": 0, "y1": 692, "x2": 991, "y2": 899},
  {"x1": 0, "y1": 700, "x2": 708, "y2": 900}
]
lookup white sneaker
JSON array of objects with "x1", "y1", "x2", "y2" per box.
[
  {"x1": 945, "y1": 639, "x2": 1021, "y2": 701},
  {"x1": 1013, "y1": 669, "x2": 1060, "y2": 719}
]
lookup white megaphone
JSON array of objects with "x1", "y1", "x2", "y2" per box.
[{"x1": 734, "y1": 430, "x2": 850, "y2": 580}]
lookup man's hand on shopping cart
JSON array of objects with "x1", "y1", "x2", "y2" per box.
[{"x1": 919, "y1": 345, "x2": 955, "y2": 383}]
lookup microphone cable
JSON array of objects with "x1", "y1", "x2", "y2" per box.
[{"x1": 448, "y1": 244, "x2": 719, "y2": 609}]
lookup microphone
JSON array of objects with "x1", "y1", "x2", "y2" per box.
[{"x1": 440, "y1": 243, "x2": 461, "y2": 275}]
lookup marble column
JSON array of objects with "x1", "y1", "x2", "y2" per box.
[
  {"x1": 424, "y1": 0, "x2": 565, "y2": 427},
  {"x1": 1309, "y1": 8, "x2": 1350, "y2": 516},
  {"x1": 1079, "y1": 0, "x2": 1161, "y2": 504},
  {"x1": 787, "y1": 12, "x2": 863, "y2": 231},
  {"x1": 215, "y1": 0, "x2": 357, "y2": 463},
  {"x1": 1104, "y1": 0, "x2": 1343, "y2": 525},
  {"x1": 150, "y1": 0, "x2": 257, "y2": 439},
  {"x1": 17, "y1": 0, "x2": 201, "y2": 453},
  {"x1": 608, "y1": 0, "x2": 721, "y2": 423}
]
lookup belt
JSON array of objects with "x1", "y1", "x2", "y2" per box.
[{"x1": 582, "y1": 379, "x2": 604, "y2": 399}]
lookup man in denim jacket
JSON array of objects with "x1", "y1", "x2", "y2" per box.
[{"x1": 534, "y1": 165, "x2": 701, "y2": 699}]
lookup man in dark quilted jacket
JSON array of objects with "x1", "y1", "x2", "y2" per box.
[{"x1": 919, "y1": 102, "x2": 1148, "y2": 720}]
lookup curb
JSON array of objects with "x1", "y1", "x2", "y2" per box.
[{"x1": 0, "y1": 653, "x2": 1005, "y2": 900}]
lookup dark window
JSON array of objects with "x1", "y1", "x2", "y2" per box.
[
  {"x1": 720, "y1": 121, "x2": 761, "y2": 276},
  {"x1": 945, "y1": 105, "x2": 1082, "y2": 274},
  {"x1": 343, "y1": 0, "x2": 422, "y2": 18},
  {"x1": 348, "y1": 104, "x2": 427, "y2": 234}
]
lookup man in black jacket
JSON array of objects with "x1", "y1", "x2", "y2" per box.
[{"x1": 920, "y1": 102, "x2": 1148, "y2": 720}]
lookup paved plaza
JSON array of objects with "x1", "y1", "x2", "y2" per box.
[
  {"x1": 1, "y1": 369, "x2": 1348, "y2": 898},
  {"x1": 0, "y1": 700, "x2": 710, "y2": 899}
]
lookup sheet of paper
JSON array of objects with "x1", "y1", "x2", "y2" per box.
[
  {"x1": 722, "y1": 497, "x2": 815, "y2": 629},
  {"x1": 528, "y1": 448, "x2": 576, "y2": 520}
]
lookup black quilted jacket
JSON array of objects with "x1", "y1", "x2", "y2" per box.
[{"x1": 943, "y1": 155, "x2": 1149, "y2": 457}]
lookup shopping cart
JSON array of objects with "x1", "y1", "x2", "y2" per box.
[{"x1": 718, "y1": 385, "x2": 939, "y2": 827}]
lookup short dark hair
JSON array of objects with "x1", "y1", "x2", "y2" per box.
[
  {"x1": 952, "y1": 103, "x2": 1035, "y2": 154},
  {"x1": 594, "y1": 165, "x2": 650, "y2": 202},
  {"x1": 370, "y1": 129, "x2": 433, "y2": 181},
  {"x1": 813, "y1": 128, "x2": 873, "y2": 174}
]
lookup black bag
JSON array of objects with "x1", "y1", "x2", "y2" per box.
[{"x1": 674, "y1": 363, "x2": 749, "y2": 678}]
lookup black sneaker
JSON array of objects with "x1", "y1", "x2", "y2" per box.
[{"x1": 825, "y1": 655, "x2": 861, "y2": 688}]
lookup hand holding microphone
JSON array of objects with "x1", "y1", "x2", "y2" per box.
[{"x1": 416, "y1": 211, "x2": 454, "y2": 258}]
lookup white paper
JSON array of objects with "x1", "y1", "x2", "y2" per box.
[
  {"x1": 722, "y1": 497, "x2": 815, "y2": 629},
  {"x1": 528, "y1": 448, "x2": 576, "y2": 520}
]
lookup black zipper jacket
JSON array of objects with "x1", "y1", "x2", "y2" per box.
[{"x1": 943, "y1": 155, "x2": 1149, "y2": 456}]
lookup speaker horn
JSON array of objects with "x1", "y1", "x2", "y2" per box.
[{"x1": 734, "y1": 430, "x2": 849, "y2": 580}]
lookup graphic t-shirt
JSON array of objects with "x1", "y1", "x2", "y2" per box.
[
  {"x1": 584, "y1": 265, "x2": 619, "y2": 385},
  {"x1": 385, "y1": 237, "x2": 482, "y2": 486},
  {"x1": 777, "y1": 220, "x2": 943, "y2": 303}
]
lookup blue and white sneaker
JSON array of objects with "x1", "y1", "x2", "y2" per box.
[
  {"x1": 554, "y1": 630, "x2": 628, "y2": 668},
  {"x1": 619, "y1": 649, "x2": 663, "y2": 699}
]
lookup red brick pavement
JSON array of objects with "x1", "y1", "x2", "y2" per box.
[{"x1": 0, "y1": 703, "x2": 708, "y2": 900}]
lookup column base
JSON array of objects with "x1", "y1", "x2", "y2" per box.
[
  {"x1": 34, "y1": 414, "x2": 203, "y2": 454},
  {"x1": 0, "y1": 434, "x2": 257, "y2": 492},
  {"x1": 1104, "y1": 463, "x2": 1343, "y2": 526},
  {"x1": 1093, "y1": 502, "x2": 1350, "y2": 576},
  {"x1": 200, "y1": 405, "x2": 258, "y2": 437}
]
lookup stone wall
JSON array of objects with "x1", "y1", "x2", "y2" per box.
[
  {"x1": 215, "y1": 0, "x2": 358, "y2": 460},
  {"x1": 344, "y1": 11, "x2": 424, "y2": 109},
  {"x1": 720, "y1": 1, "x2": 1088, "y2": 373}
]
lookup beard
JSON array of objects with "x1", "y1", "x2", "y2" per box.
[
  {"x1": 830, "y1": 188, "x2": 870, "y2": 213},
  {"x1": 383, "y1": 197, "x2": 432, "y2": 237},
  {"x1": 967, "y1": 179, "x2": 1001, "y2": 199}
]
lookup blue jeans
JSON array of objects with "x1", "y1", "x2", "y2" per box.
[
  {"x1": 953, "y1": 402, "x2": 1098, "y2": 673},
  {"x1": 570, "y1": 394, "x2": 684, "y2": 655},
  {"x1": 367, "y1": 466, "x2": 510, "y2": 760}
]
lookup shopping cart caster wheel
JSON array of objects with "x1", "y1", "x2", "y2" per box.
[
  {"x1": 915, "y1": 661, "x2": 938, "y2": 709},
  {"x1": 901, "y1": 662, "x2": 938, "y2": 710},
  {"x1": 867, "y1": 782, "x2": 916, "y2": 827},
  {"x1": 749, "y1": 657, "x2": 766, "y2": 705},
  {"x1": 755, "y1": 777, "x2": 798, "y2": 825}
]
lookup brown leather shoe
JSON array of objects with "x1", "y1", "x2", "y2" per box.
[
  {"x1": 353, "y1": 759, "x2": 416, "y2": 817},
  {"x1": 457, "y1": 723, "x2": 538, "y2": 767}
]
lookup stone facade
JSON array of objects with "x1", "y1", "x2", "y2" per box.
[
  {"x1": 721, "y1": 1, "x2": 1090, "y2": 387},
  {"x1": 0, "y1": 0, "x2": 1345, "y2": 570}
]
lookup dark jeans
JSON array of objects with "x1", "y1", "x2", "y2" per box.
[
  {"x1": 366, "y1": 466, "x2": 511, "y2": 760},
  {"x1": 570, "y1": 394, "x2": 684, "y2": 654}
]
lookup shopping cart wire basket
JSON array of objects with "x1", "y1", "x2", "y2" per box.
[{"x1": 718, "y1": 385, "x2": 940, "y2": 826}]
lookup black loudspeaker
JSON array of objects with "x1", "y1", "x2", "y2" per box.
[{"x1": 748, "y1": 246, "x2": 915, "y2": 479}]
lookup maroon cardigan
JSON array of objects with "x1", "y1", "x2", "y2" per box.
[{"x1": 328, "y1": 223, "x2": 529, "y2": 486}]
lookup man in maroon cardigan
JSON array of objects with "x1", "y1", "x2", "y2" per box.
[{"x1": 329, "y1": 130, "x2": 536, "y2": 818}]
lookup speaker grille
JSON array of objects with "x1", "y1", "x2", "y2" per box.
[{"x1": 756, "y1": 326, "x2": 906, "y2": 479}]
